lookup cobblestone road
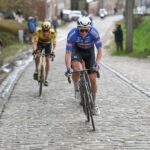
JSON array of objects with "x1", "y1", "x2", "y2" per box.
[{"x1": 0, "y1": 16, "x2": 150, "y2": 150}]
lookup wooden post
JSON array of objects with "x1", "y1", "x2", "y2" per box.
[{"x1": 125, "y1": 0, "x2": 134, "y2": 52}]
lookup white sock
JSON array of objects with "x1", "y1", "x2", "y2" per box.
[
  {"x1": 73, "y1": 81, "x2": 79, "y2": 92},
  {"x1": 92, "y1": 93, "x2": 96, "y2": 107}
]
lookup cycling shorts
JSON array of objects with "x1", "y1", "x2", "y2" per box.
[
  {"x1": 71, "y1": 45, "x2": 96, "y2": 74},
  {"x1": 37, "y1": 42, "x2": 51, "y2": 56}
]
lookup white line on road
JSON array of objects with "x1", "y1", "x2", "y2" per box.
[
  {"x1": 57, "y1": 36, "x2": 67, "y2": 42},
  {"x1": 101, "y1": 62, "x2": 150, "y2": 98}
]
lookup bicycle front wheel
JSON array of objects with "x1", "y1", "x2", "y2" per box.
[
  {"x1": 39, "y1": 66, "x2": 43, "y2": 96},
  {"x1": 84, "y1": 85, "x2": 95, "y2": 131}
]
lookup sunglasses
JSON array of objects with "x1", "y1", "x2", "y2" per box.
[
  {"x1": 79, "y1": 29, "x2": 89, "y2": 33},
  {"x1": 42, "y1": 29, "x2": 49, "y2": 32}
]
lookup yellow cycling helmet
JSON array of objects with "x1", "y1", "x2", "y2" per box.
[{"x1": 41, "y1": 21, "x2": 51, "y2": 31}]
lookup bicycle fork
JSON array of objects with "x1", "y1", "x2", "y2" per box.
[{"x1": 38, "y1": 56, "x2": 46, "y2": 83}]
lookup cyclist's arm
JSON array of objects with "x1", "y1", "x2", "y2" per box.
[
  {"x1": 65, "y1": 51, "x2": 71, "y2": 69},
  {"x1": 65, "y1": 42, "x2": 73, "y2": 68},
  {"x1": 32, "y1": 32, "x2": 39, "y2": 51},
  {"x1": 91, "y1": 28, "x2": 103, "y2": 64},
  {"x1": 65, "y1": 29, "x2": 76, "y2": 68},
  {"x1": 52, "y1": 37, "x2": 56, "y2": 51},
  {"x1": 96, "y1": 47, "x2": 103, "y2": 64},
  {"x1": 51, "y1": 29, "x2": 56, "y2": 51}
]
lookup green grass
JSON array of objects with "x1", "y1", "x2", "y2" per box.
[
  {"x1": 0, "y1": 19, "x2": 27, "y2": 35},
  {"x1": 0, "y1": 43, "x2": 29, "y2": 65},
  {"x1": 0, "y1": 30, "x2": 18, "y2": 46},
  {"x1": 0, "y1": 20, "x2": 28, "y2": 46},
  {"x1": 0, "y1": 19, "x2": 30, "y2": 65},
  {"x1": 132, "y1": 17, "x2": 150, "y2": 57},
  {"x1": 112, "y1": 17, "x2": 150, "y2": 58}
]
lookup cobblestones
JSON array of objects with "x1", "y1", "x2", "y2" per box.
[
  {"x1": 0, "y1": 56, "x2": 150, "y2": 149},
  {"x1": 0, "y1": 16, "x2": 150, "y2": 150}
]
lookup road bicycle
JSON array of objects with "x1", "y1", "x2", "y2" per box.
[
  {"x1": 68, "y1": 69, "x2": 99, "y2": 131},
  {"x1": 33, "y1": 48, "x2": 55, "y2": 96}
]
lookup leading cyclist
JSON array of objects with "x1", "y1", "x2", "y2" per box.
[
  {"x1": 65, "y1": 16, "x2": 103, "y2": 115},
  {"x1": 32, "y1": 21, "x2": 56, "y2": 86}
]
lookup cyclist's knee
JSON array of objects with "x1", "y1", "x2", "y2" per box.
[
  {"x1": 89, "y1": 74, "x2": 96, "y2": 84},
  {"x1": 72, "y1": 61, "x2": 81, "y2": 71},
  {"x1": 46, "y1": 57, "x2": 50, "y2": 61}
]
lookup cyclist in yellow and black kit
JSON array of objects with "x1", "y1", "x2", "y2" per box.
[{"x1": 32, "y1": 21, "x2": 56, "y2": 86}]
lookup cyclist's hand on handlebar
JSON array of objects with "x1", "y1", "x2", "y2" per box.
[
  {"x1": 32, "y1": 49, "x2": 36, "y2": 55},
  {"x1": 32, "y1": 49, "x2": 39, "y2": 55},
  {"x1": 92, "y1": 63, "x2": 101, "y2": 70},
  {"x1": 65, "y1": 67, "x2": 73, "y2": 77},
  {"x1": 50, "y1": 51, "x2": 55, "y2": 57}
]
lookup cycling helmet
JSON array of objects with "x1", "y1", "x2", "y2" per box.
[
  {"x1": 28, "y1": 16, "x2": 33, "y2": 21},
  {"x1": 77, "y1": 16, "x2": 91, "y2": 29},
  {"x1": 41, "y1": 21, "x2": 51, "y2": 31}
]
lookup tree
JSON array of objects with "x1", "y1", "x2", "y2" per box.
[
  {"x1": 0, "y1": 0, "x2": 42, "y2": 18},
  {"x1": 0, "y1": 0, "x2": 22, "y2": 11},
  {"x1": 125, "y1": 0, "x2": 134, "y2": 52}
]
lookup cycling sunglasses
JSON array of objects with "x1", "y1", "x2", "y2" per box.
[
  {"x1": 42, "y1": 29, "x2": 49, "y2": 32},
  {"x1": 79, "y1": 29, "x2": 89, "y2": 33}
]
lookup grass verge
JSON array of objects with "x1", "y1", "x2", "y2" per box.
[{"x1": 112, "y1": 16, "x2": 150, "y2": 58}]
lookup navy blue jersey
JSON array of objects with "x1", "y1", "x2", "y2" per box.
[{"x1": 66, "y1": 27, "x2": 102, "y2": 52}]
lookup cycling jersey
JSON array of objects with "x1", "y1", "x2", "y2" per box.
[
  {"x1": 66, "y1": 27, "x2": 102, "y2": 52},
  {"x1": 33, "y1": 28, "x2": 56, "y2": 44}
]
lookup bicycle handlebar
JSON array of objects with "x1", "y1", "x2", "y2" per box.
[
  {"x1": 50, "y1": 53, "x2": 55, "y2": 61},
  {"x1": 67, "y1": 68, "x2": 100, "y2": 84},
  {"x1": 68, "y1": 76, "x2": 71, "y2": 84}
]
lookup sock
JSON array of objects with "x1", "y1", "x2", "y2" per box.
[
  {"x1": 73, "y1": 81, "x2": 79, "y2": 92},
  {"x1": 35, "y1": 64, "x2": 38, "y2": 72},
  {"x1": 92, "y1": 92, "x2": 96, "y2": 107},
  {"x1": 45, "y1": 72, "x2": 48, "y2": 81}
]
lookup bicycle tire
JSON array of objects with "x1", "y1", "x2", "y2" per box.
[
  {"x1": 39, "y1": 66, "x2": 43, "y2": 96},
  {"x1": 84, "y1": 85, "x2": 95, "y2": 131},
  {"x1": 84, "y1": 72, "x2": 94, "y2": 107},
  {"x1": 82, "y1": 92, "x2": 90, "y2": 122},
  {"x1": 84, "y1": 72, "x2": 95, "y2": 131},
  {"x1": 88, "y1": 100, "x2": 95, "y2": 131},
  {"x1": 79, "y1": 78, "x2": 89, "y2": 120}
]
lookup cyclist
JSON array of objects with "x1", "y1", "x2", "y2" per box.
[
  {"x1": 32, "y1": 21, "x2": 56, "y2": 86},
  {"x1": 65, "y1": 16, "x2": 103, "y2": 115}
]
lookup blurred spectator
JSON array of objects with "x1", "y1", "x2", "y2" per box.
[
  {"x1": 27, "y1": 16, "x2": 37, "y2": 34},
  {"x1": 60, "y1": 10, "x2": 63, "y2": 21},
  {"x1": 114, "y1": 8, "x2": 118, "y2": 15},
  {"x1": 15, "y1": 10, "x2": 24, "y2": 23},
  {"x1": 113, "y1": 23, "x2": 123, "y2": 51},
  {"x1": 52, "y1": 17, "x2": 58, "y2": 32}
]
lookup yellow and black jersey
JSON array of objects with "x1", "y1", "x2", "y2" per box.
[{"x1": 33, "y1": 28, "x2": 56, "y2": 45}]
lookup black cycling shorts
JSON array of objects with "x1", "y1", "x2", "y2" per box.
[
  {"x1": 37, "y1": 42, "x2": 51, "y2": 56},
  {"x1": 71, "y1": 45, "x2": 96, "y2": 74}
]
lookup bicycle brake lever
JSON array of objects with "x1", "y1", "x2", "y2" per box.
[
  {"x1": 68, "y1": 76, "x2": 71, "y2": 84},
  {"x1": 96, "y1": 71, "x2": 100, "y2": 78}
]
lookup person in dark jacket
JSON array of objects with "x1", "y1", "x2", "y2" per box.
[
  {"x1": 113, "y1": 23, "x2": 123, "y2": 51},
  {"x1": 52, "y1": 16, "x2": 58, "y2": 33}
]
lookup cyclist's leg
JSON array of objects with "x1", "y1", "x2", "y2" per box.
[
  {"x1": 83, "y1": 47, "x2": 100, "y2": 115},
  {"x1": 89, "y1": 73, "x2": 97, "y2": 106},
  {"x1": 71, "y1": 48, "x2": 82, "y2": 98},
  {"x1": 45, "y1": 43, "x2": 52, "y2": 82},
  {"x1": 33, "y1": 42, "x2": 41, "y2": 80}
]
